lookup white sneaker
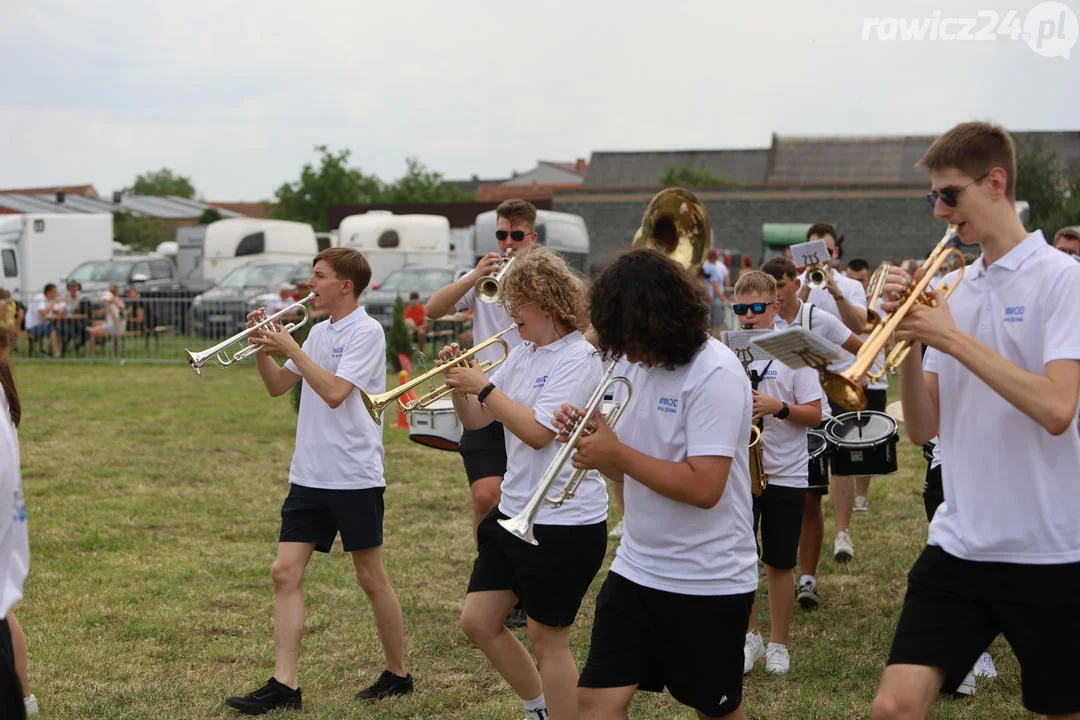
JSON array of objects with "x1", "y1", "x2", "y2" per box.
[
  {"x1": 954, "y1": 669, "x2": 977, "y2": 697},
  {"x1": 853, "y1": 496, "x2": 870, "y2": 513},
  {"x1": 24, "y1": 694, "x2": 38, "y2": 716},
  {"x1": 524, "y1": 708, "x2": 549, "y2": 720},
  {"x1": 765, "y1": 643, "x2": 790, "y2": 675},
  {"x1": 834, "y1": 530, "x2": 854, "y2": 562},
  {"x1": 973, "y1": 651, "x2": 998, "y2": 679},
  {"x1": 743, "y1": 631, "x2": 765, "y2": 674},
  {"x1": 608, "y1": 519, "x2": 624, "y2": 539}
]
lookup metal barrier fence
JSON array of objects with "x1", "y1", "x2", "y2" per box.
[{"x1": 11, "y1": 297, "x2": 228, "y2": 364}]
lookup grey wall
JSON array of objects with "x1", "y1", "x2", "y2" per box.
[{"x1": 555, "y1": 185, "x2": 950, "y2": 273}]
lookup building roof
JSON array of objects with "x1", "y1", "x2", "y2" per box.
[
  {"x1": 206, "y1": 201, "x2": 274, "y2": 219},
  {"x1": 0, "y1": 184, "x2": 99, "y2": 199},
  {"x1": 0, "y1": 193, "x2": 246, "y2": 219},
  {"x1": 583, "y1": 149, "x2": 770, "y2": 187}
]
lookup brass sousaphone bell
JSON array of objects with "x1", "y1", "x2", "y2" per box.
[{"x1": 631, "y1": 187, "x2": 710, "y2": 276}]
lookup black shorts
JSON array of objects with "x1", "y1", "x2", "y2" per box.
[
  {"x1": 0, "y1": 617, "x2": 23, "y2": 720},
  {"x1": 579, "y1": 572, "x2": 752, "y2": 718},
  {"x1": 752, "y1": 484, "x2": 806, "y2": 570},
  {"x1": 458, "y1": 421, "x2": 507, "y2": 484},
  {"x1": 865, "y1": 388, "x2": 887, "y2": 412},
  {"x1": 887, "y1": 545, "x2": 1080, "y2": 715},
  {"x1": 279, "y1": 484, "x2": 384, "y2": 553},
  {"x1": 467, "y1": 509, "x2": 606, "y2": 627},
  {"x1": 922, "y1": 463, "x2": 943, "y2": 523}
]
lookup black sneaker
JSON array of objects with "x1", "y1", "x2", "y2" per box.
[
  {"x1": 355, "y1": 670, "x2": 414, "y2": 701},
  {"x1": 224, "y1": 677, "x2": 301, "y2": 715},
  {"x1": 504, "y1": 607, "x2": 528, "y2": 628}
]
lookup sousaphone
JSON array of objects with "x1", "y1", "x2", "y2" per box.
[{"x1": 631, "y1": 187, "x2": 710, "y2": 276}]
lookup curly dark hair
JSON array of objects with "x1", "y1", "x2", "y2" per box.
[{"x1": 589, "y1": 249, "x2": 709, "y2": 368}]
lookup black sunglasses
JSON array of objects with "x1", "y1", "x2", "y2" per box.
[
  {"x1": 495, "y1": 230, "x2": 531, "y2": 241},
  {"x1": 926, "y1": 172, "x2": 989, "y2": 208},
  {"x1": 732, "y1": 301, "x2": 774, "y2": 316}
]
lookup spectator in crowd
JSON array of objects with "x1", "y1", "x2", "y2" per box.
[
  {"x1": 124, "y1": 288, "x2": 147, "y2": 334},
  {"x1": 703, "y1": 248, "x2": 730, "y2": 336},
  {"x1": 86, "y1": 286, "x2": 125, "y2": 358},
  {"x1": 1053, "y1": 227, "x2": 1080, "y2": 257},
  {"x1": 24, "y1": 285, "x2": 61, "y2": 359},
  {"x1": 402, "y1": 292, "x2": 428, "y2": 349},
  {"x1": 736, "y1": 255, "x2": 755, "y2": 282}
]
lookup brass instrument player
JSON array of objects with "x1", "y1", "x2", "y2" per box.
[
  {"x1": 731, "y1": 271, "x2": 822, "y2": 677},
  {"x1": 442, "y1": 246, "x2": 606, "y2": 720}
]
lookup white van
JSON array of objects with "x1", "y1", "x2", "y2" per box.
[
  {"x1": 201, "y1": 218, "x2": 319, "y2": 283},
  {"x1": 338, "y1": 211, "x2": 451, "y2": 284},
  {"x1": 474, "y1": 209, "x2": 590, "y2": 276},
  {"x1": 0, "y1": 214, "x2": 113, "y2": 303}
]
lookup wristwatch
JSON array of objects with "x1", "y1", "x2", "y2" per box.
[
  {"x1": 831, "y1": 290, "x2": 845, "y2": 301},
  {"x1": 774, "y1": 401, "x2": 790, "y2": 420},
  {"x1": 477, "y1": 382, "x2": 497, "y2": 405}
]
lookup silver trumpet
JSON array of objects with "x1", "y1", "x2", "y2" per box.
[
  {"x1": 185, "y1": 292, "x2": 315, "y2": 375},
  {"x1": 475, "y1": 249, "x2": 515, "y2": 304},
  {"x1": 498, "y1": 360, "x2": 632, "y2": 545}
]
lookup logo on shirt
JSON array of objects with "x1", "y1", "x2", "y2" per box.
[
  {"x1": 331, "y1": 345, "x2": 344, "y2": 359},
  {"x1": 656, "y1": 396, "x2": 679, "y2": 414},
  {"x1": 1003, "y1": 305, "x2": 1025, "y2": 323},
  {"x1": 533, "y1": 375, "x2": 548, "y2": 390}
]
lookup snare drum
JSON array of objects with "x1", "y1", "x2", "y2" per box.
[
  {"x1": 825, "y1": 411, "x2": 900, "y2": 477},
  {"x1": 807, "y1": 430, "x2": 831, "y2": 490},
  {"x1": 408, "y1": 399, "x2": 462, "y2": 451}
]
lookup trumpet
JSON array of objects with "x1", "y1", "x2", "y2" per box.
[
  {"x1": 806, "y1": 262, "x2": 829, "y2": 290},
  {"x1": 359, "y1": 326, "x2": 515, "y2": 424},
  {"x1": 185, "y1": 293, "x2": 314, "y2": 375},
  {"x1": 499, "y1": 361, "x2": 632, "y2": 545},
  {"x1": 863, "y1": 262, "x2": 892, "y2": 332},
  {"x1": 821, "y1": 225, "x2": 964, "y2": 411},
  {"x1": 475, "y1": 249, "x2": 516, "y2": 304}
]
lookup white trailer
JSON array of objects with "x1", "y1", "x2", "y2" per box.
[
  {"x1": 337, "y1": 211, "x2": 451, "y2": 283},
  {"x1": 201, "y1": 218, "x2": 319, "y2": 283},
  {"x1": 474, "y1": 209, "x2": 591, "y2": 276},
  {"x1": 0, "y1": 213, "x2": 114, "y2": 303}
]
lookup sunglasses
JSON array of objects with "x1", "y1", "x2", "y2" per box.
[
  {"x1": 732, "y1": 301, "x2": 775, "y2": 316},
  {"x1": 926, "y1": 172, "x2": 989, "y2": 208},
  {"x1": 495, "y1": 230, "x2": 532, "y2": 242}
]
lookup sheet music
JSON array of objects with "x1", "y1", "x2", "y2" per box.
[
  {"x1": 720, "y1": 329, "x2": 777, "y2": 368},
  {"x1": 750, "y1": 326, "x2": 843, "y2": 370},
  {"x1": 788, "y1": 239, "x2": 829, "y2": 272}
]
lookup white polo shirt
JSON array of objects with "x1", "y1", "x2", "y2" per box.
[
  {"x1": 284, "y1": 307, "x2": 387, "y2": 490},
  {"x1": 490, "y1": 331, "x2": 607, "y2": 526},
  {"x1": 774, "y1": 300, "x2": 853, "y2": 399},
  {"x1": 750, "y1": 358, "x2": 821, "y2": 488},
  {"x1": 456, "y1": 288, "x2": 522, "y2": 365},
  {"x1": 861, "y1": 297, "x2": 889, "y2": 392},
  {"x1": 923, "y1": 231, "x2": 1080, "y2": 564},
  {"x1": 26, "y1": 293, "x2": 50, "y2": 328},
  {"x1": 608, "y1": 338, "x2": 759, "y2": 596},
  {"x1": 0, "y1": 392, "x2": 29, "y2": 617}
]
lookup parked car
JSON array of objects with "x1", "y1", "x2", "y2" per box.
[
  {"x1": 190, "y1": 260, "x2": 312, "y2": 338},
  {"x1": 362, "y1": 265, "x2": 471, "y2": 331}
]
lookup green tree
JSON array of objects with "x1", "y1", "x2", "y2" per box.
[
  {"x1": 112, "y1": 212, "x2": 175, "y2": 252},
  {"x1": 381, "y1": 157, "x2": 473, "y2": 203},
  {"x1": 1015, "y1": 138, "x2": 1065, "y2": 234},
  {"x1": 126, "y1": 168, "x2": 197, "y2": 198},
  {"x1": 660, "y1": 165, "x2": 734, "y2": 187},
  {"x1": 271, "y1": 146, "x2": 383, "y2": 231},
  {"x1": 197, "y1": 208, "x2": 223, "y2": 225}
]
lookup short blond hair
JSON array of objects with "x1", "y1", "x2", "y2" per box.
[
  {"x1": 499, "y1": 246, "x2": 587, "y2": 331},
  {"x1": 734, "y1": 270, "x2": 776, "y2": 299}
]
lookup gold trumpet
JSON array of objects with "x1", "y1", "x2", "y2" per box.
[
  {"x1": 185, "y1": 293, "x2": 314, "y2": 375},
  {"x1": 806, "y1": 262, "x2": 829, "y2": 290},
  {"x1": 359, "y1": 326, "x2": 515, "y2": 424},
  {"x1": 822, "y1": 225, "x2": 964, "y2": 411},
  {"x1": 475, "y1": 249, "x2": 516, "y2": 304},
  {"x1": 863, "y1": 261, "x2": 892, "y2": 332}
]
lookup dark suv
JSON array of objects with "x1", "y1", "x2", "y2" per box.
[
  {"x1": 362, "y1": 266, "x2": 471, "y2": 331},
  {"x1": 190, "y1": 260, "x2": 312, "y2": 338}
]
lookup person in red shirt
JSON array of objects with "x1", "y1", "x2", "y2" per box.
[{"x1": 403, "y1": 292, "x2": 427, "y2": 349}]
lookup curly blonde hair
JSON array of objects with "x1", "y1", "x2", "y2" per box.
[{"x1": 498, "y1": 246, "x2": 587, "y2": 332}]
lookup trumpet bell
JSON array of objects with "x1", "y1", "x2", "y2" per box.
[
  {"x1": 821, "y1": 371, "x2": 868, "y2": 412},
  {"x1": 632, "y1": 188, "x2": 710, "y2": 275}
]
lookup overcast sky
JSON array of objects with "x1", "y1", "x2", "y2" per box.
[{"x1": 2, "y1": 0, "x2": 1077, "y2": 201}]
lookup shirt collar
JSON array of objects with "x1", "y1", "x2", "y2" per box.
[
  {"x1": 328, "y1": 305, "x2": 364, "y2": 331},
  {"x1": 969, "y1": 230, "x2": 1046, "y2": 279},
  {"x1": 531, "y1": 329, "x2": 583, "y2": 353}
]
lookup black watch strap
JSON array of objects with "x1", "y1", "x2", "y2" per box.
[
  {"x1": 477, "y1": 382, "x2": 496, "y2": 405},
  {"x1": 775, "y1": 401, "x2": 790, "y2": 420}
]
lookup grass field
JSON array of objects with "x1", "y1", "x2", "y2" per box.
[{"x1": 11, "y1": 362, "x2": 1036, "y2": 719}]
